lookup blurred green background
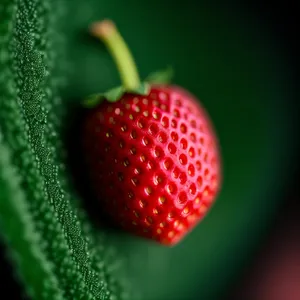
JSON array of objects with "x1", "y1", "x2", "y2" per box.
[{"x1": 62, "y1": 0, "x2": 297, "y2": 299}]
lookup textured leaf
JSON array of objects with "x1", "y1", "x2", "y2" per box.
[
  {"x1": 0, "y1": 130, "x2": 64, "y2": 300},
  {"x1": 0, "y1": 0, "x2": 130, "y2": 299}
]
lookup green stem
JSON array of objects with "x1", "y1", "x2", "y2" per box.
[{"x1": 90, "y1": 20, "x2": 141, "y2": 90}]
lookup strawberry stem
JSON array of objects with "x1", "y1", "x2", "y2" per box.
[{"x1": 90, "y1": 20, "x2": 141, "y2": 91}]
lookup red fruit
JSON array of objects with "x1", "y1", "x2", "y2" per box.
[
  {"x1": 83, "y1": 85, "x2": 221, "y2": 245},
  {"x1": 82, "y1": 20, "x2": 222, "y2": 246}
]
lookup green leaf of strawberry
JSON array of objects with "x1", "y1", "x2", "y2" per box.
[
  {"x1": 146, "y1": 66, "x2": 174, "y2": 85},
  {"x1": 82, "y1": 20, "x2": 222, "y2": 246},
  {"x1": 84, "y1": 83, "x2": 150, "y2": 107}
]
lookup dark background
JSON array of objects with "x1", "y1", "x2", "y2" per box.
[{"x1": 1, "y1": 1, "x2": 298, "y2": 299}]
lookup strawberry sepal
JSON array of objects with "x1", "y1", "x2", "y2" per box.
[
  {"x1": 145, "y1": 66, "x2": 174, "y2": 85},
  {"x1": 83, "y1": 82, "x2": 150, "y2": 108},
  {"x1": 83, "y1": 67, "x2": 174, "y2": 108}
]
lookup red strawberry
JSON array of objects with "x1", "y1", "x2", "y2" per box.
[{"x1": 82, "y1": 20, "x2": 221, "y2": 246}]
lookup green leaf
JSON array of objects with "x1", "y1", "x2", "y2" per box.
[
  {"x1": 0, "y1": 0, "x2": 130, "y2": 299},
  {"x1": 145, "y1": 66, "x2": 174, "y2": 84},
  {"x1": 83, "y1": 83, "x2": 150, "y2": 108},
  {"x1": 0, "y1": 130, "x2": 64, "y2": 300}
]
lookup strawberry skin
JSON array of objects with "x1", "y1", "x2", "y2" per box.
[{"x1": 82, "y1": 85, "x2": 221, "y2": 246}]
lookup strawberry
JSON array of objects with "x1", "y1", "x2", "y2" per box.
[{"x1": 82, "y1": 20, "x2": 221, "y2": 246}]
